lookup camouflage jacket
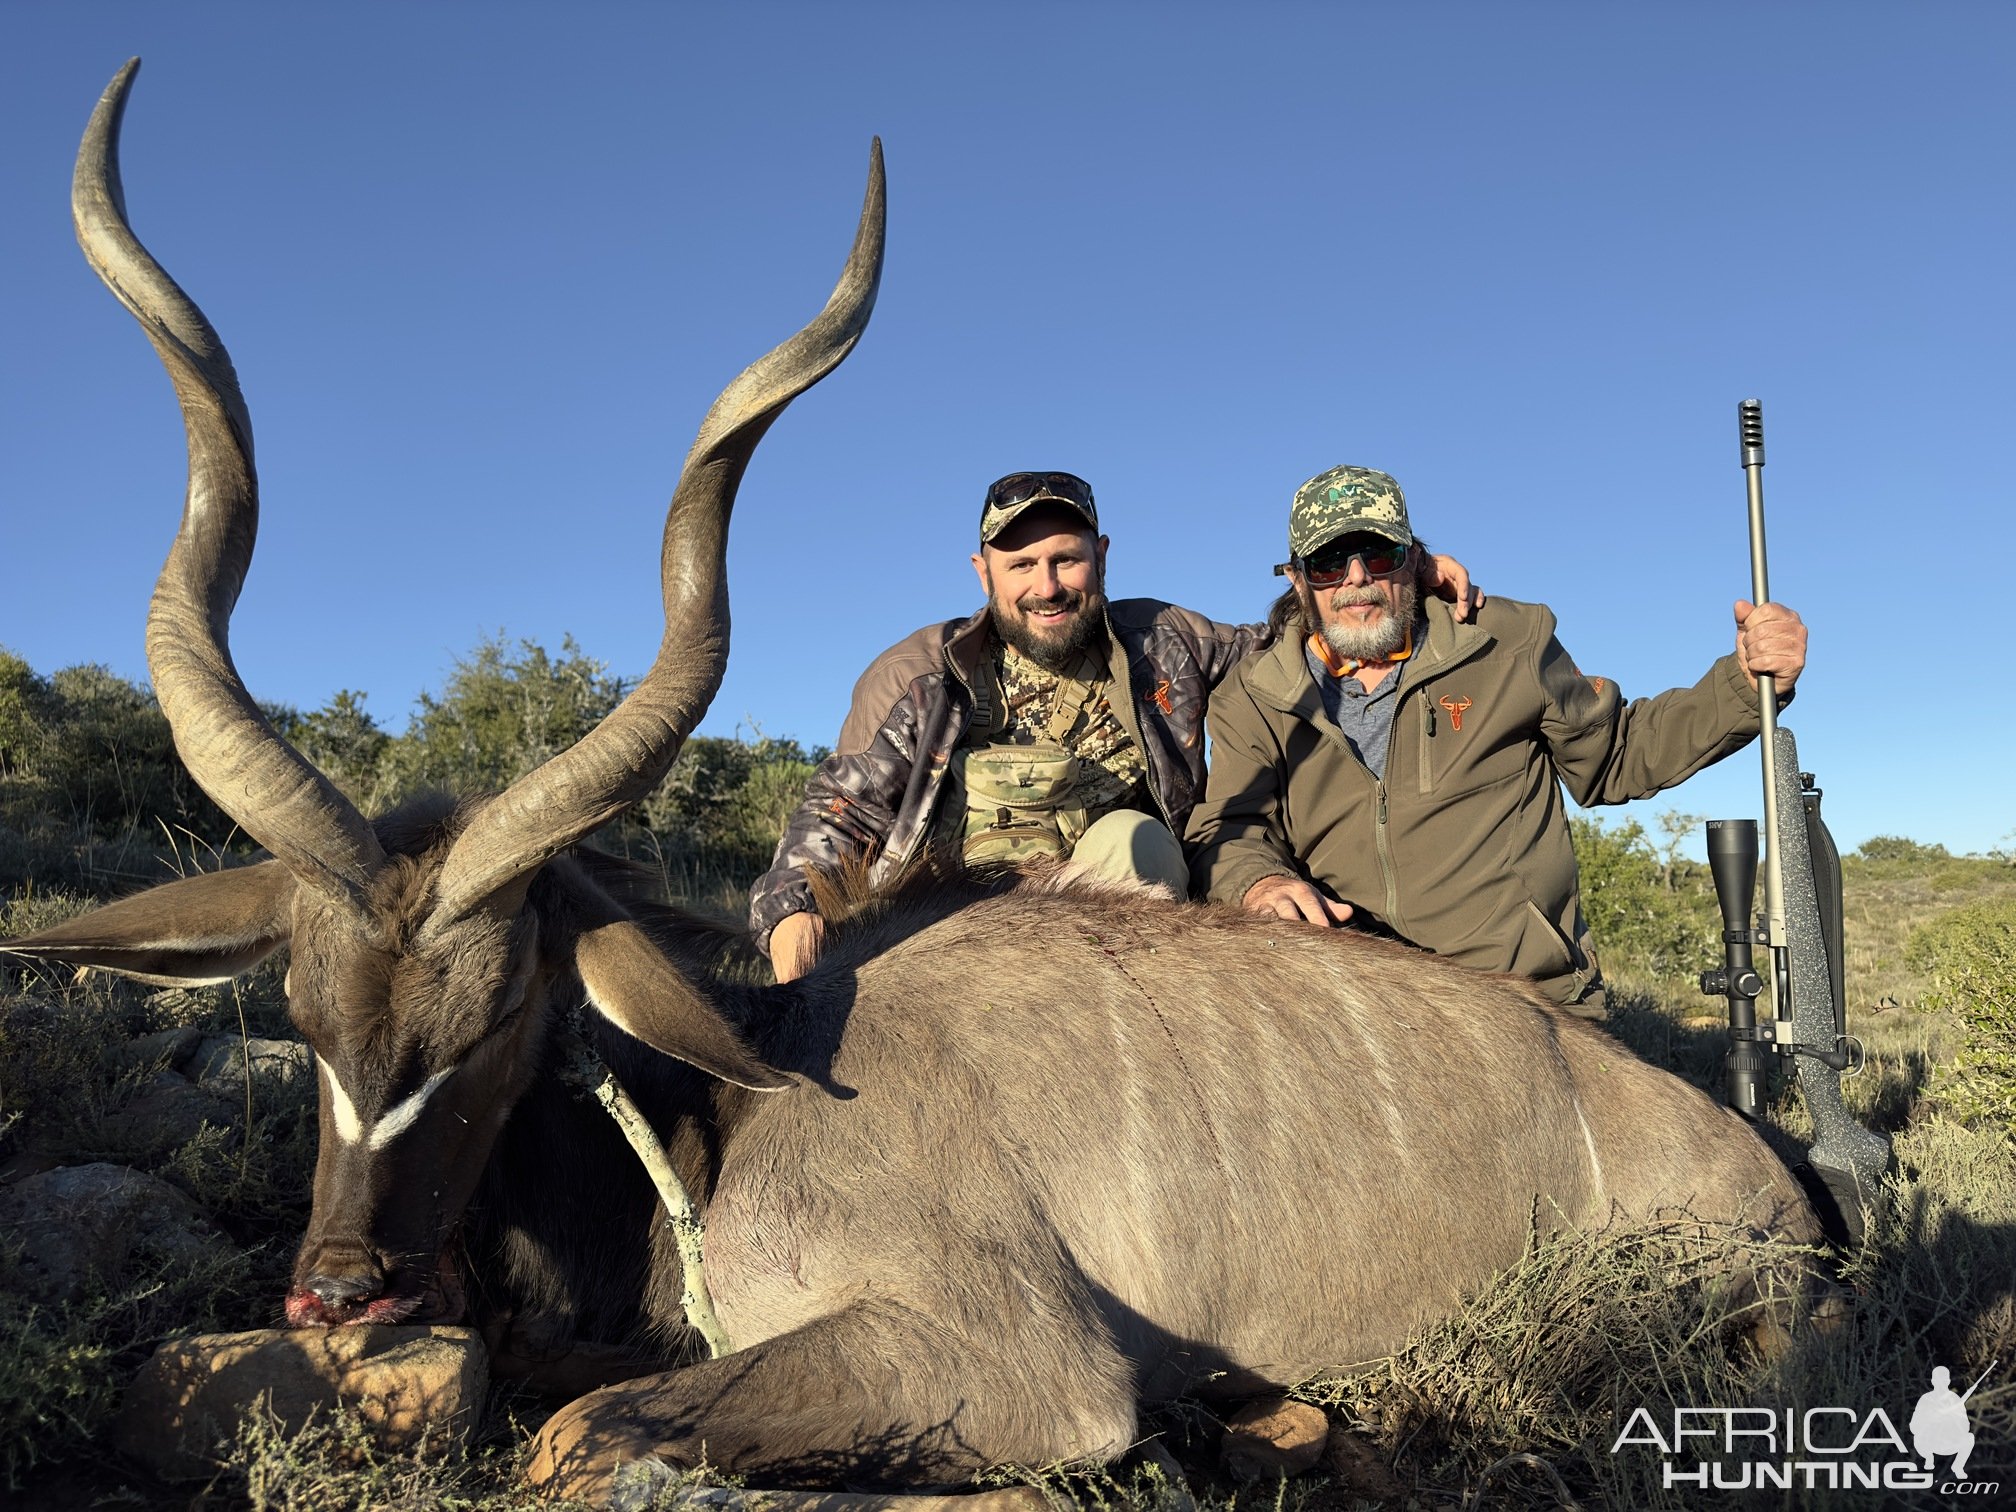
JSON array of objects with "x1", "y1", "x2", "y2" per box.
[
  {"x1": 1187, "y1": 596, "x2": 1769, "y2": 1006},
  {"x1": 748, "y1": 601, "x2": 1271, "y2": 952}
]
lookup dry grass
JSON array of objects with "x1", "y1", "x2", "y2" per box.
[
  {"x1": 1282, "y1": 1111, "x2": 2015, "y2": 1510},
  {"x1": 210, "y1": 1401, "x2": 585, "y2": 1512},
  {"x1": 1840, "y1": 853, "x2": 2016, "y2": 1013},
  {"x1": 4, "y1": 850, "x2": 2014, "y2": 1509}
]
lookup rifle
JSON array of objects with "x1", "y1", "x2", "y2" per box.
[
  {"x1": 1959, "y1": 1360, "x2": 1998, "y2": 1406},
  {"x1": 1699, "y1": 400, "x2": 1892, "y2": 1243}
]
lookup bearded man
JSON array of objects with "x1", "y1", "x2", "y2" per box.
[
  {"x1": 750, "y1": 469, "x2": 1479, "y2": 981},
  {"x1": 1186, "y1": 464, "x2": 1808, "y2": 1015}
]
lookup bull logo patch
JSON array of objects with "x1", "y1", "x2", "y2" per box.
[{"x1": 1439, "y1": 694, "x2": 1473, "y2": 732}]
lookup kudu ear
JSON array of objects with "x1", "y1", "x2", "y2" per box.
[
  {"x1": 573, "y1": 918, "x2": 794, "y2": 1092},
  {"x1": 0, "y1": 860, "x2": 295, "y2": 987}
]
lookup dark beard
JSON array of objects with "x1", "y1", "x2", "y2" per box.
[{"x1": 989, "y1": 589, "x2": 1109, "y2": 672}]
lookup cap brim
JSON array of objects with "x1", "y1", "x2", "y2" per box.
[{"x1": 980, "y1": 495, "x2": 1099, "y2": 544}]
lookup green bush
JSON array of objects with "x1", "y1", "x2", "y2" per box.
[
  {"x1": 0, "y1": 648, "x2": 239, "y2": 891},
  {"x1": 0, "y1": 638, "x2": 825, "y2": 915},
  {"x1": 280, "y1": 689, "x2": 392, "y2": 811},
  {"x1": 635, "y1": 734, "x2": 822, "y2": 885},
  {"x1": 380, "y1": 635, "x2": 628, "y2": 798},
  {"x1": 1570, "y1": 815, "x2": 1718, "y2": 985},
  {"x1": 1906, "y1": 897, "x2": 2016, "y2": 1132},
  {"x1": 1857, "y1": 834, "x2": 1952, "y2": 864}
]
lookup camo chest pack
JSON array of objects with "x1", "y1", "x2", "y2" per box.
[{"x1": 952, "y1": 648, "x2": 1124, "y2": 867}]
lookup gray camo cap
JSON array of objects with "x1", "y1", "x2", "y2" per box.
[
  {"x1": 1289, "y1": 465, "x2": 1413, "y2": 559},
  {"x1": 979, "y1": 471, "x2": 1098, "y2": 546}
]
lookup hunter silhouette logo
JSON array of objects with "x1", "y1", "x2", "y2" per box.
[
  {"x1": 1911, "y1": 1361, "x2": 1995, "y2": 1481},
  {"x1": 1611, "y1": 1357, "x2": 2001, "y2": 1495},
  {"x1": 1439, "y1": 694, "x2": 1473, "y2": 732},
  {"x1": 1150, "y1": 679, "x2": 1173, "y2": 715}
]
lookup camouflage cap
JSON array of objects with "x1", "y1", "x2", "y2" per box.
[
  {"x1": 979, "y1": 471, "x2": 1099, "y2": 546},
  {"x1": 1288, "y1": 465, "x2": 1412, "y2": 559}
]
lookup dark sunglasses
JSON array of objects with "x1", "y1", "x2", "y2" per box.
[
  {"x1": 1297, "y1": 538, "x2": 1410, "y2": 588},
  {"x1": 983, "y1": 471, "x2": 1096, "y2": 513}
]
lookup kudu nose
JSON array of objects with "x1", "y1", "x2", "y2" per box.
[{"x1": 304, "y1": 1269, "x2": 385, "y2": 1310}]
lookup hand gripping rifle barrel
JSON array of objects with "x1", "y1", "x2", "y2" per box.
[{"x1": 1699, "y1": 400, "x2": 1891, "y2": 1243}]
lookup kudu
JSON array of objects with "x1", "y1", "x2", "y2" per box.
[{"x1": 5, "y1": 63, "x2": 1820, "y2": 1505}]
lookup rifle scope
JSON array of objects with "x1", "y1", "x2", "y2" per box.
[{"x1": 1703, "y1": 818, "x2": 1769, "y2": 1119}]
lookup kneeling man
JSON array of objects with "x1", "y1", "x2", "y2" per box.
[
  {"x1": 1186, "y1": 465, "x2": 1807, "y2": 1015},
  {"x1": 750, "y1": 469, "x2": 1482, "y2": 982}
]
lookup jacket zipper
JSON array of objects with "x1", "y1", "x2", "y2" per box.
[
  {"x1": 1419, "y1": 691, "x2": 1434, "y2": 794},
  {"x1": 1375, "y1": 781, "x2": 1401, "y2": 930}
]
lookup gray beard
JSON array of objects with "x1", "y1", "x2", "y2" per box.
[
  {"x1": 990, "y1": 591, "x2": 1109, "y2": 672},
  {"x1": 1321, "y1": 579, "x2": 1419, "y2": 662}
]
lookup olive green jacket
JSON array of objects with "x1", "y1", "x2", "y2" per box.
[{"x1": 1185, "y1": 597, "x2": 1767, "y2": 1004}]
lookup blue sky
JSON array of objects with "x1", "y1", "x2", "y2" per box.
[{"x1": 3, "y1": 3, "x2": 2011, "y2": 859}]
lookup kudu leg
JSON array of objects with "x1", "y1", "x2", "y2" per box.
[{"x1": 527, "y1": 1298, "x2": 1137, "y2": 1505}]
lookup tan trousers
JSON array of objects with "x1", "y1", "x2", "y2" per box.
[{"x1": 1064, "y1": 810, "x2": 1191, "y2": 897}]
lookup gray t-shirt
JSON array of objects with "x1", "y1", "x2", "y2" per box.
[{"x1": 1304, "y1": 631, "x2": 1416, "y2": 781}]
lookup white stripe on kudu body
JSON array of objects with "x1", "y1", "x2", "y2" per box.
[
  {"x1": 1571, "y1": 1092, "x2": 1606, "y2": 1193},
  {"x1": 318, "y1": 1056, "x2": 455, "y2": 1150}
]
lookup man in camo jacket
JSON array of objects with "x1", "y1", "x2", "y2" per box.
[{"x1": 750, "y1": 470, "x2": 1479, "y2": 981}]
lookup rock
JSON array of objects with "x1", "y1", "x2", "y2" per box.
[
  {"x1": 0, "y1": 1162, "x2": 229, "y2": 1306},
  {"x1": 1219, "y1": 1396, "x2": 1329, "y2": 1481},
  {"x1": 116, "y1": 1325, "x2": 489, "y2": 1480},
  {"x1": 0, "y1": 1150, "x2": 62, "y2": 1184},
  {"x1": 102, "y1": 1025, "x2": 202, "y2": 1075},
  {"x1": 100, "y1": 1070, "x2": 237, "y2": 1153},
  {"x1": 186, "y1": 1034, "x2": 311, "y2": 1098}
]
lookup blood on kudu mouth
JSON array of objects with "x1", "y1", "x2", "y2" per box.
[{"x1": 283, "y1": 1243, "x2": 468, "y2": 1328}]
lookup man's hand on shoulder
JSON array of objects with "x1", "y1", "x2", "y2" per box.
[
  {"x1": 1421, "y1": 552, "x2": 1486, "y2": 624},
  {"x1": 1733, "y1": 600, "x2": 1807, "y2": 693},
  {"x1": 770, "y1": 911, "x2": 827, "y2": 984},
  {"x1": 1241, "y1": 875, "x2": 1355, "y2": 927}
]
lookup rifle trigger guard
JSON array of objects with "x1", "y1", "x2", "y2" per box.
[{"x1": 1779, "y1": 1031, "x2": 1860, "y2": 1073}]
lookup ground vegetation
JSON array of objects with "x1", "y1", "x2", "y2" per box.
[{"x1": 2, "y1": 643, "x2": 2010, "y2": 1509}]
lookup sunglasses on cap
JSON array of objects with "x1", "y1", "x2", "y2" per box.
[
  {"x1": 983, "y1": 471, "x2": 1096, "y2": 514},
  {"x1": 1295, "y1": 537, "x2": 1411, "y2": 589}
]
